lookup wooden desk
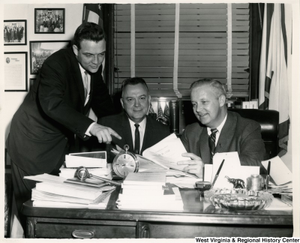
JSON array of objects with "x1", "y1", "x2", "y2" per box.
[{"x1": 22, "y1": 188, "x2": 293, "y2": 238}]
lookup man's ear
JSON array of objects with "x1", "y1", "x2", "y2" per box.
[
  {"x1": 219, "y1": 94, "x2": 226, "y2": 107},
  {"x1": 72, "y1": 44, "x2": 78, "y2": 57}
]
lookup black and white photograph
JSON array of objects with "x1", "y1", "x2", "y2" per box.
[
  {"x1": 4, "y1": 20, "x2": 27, "y2": 45},
  {"x1": 2, "y1": 1, "x2": 300, "y2": 241},
  {"x1": 29, "y1": 40, "x2": 70, "y2": 74},
  {"x1": 34, "y1": 8, "x2": 65, "y2": 33}
]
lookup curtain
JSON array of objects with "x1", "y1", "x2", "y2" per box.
[{"x1": 258, "y1": 3, "x2": 291, "y2": 157}]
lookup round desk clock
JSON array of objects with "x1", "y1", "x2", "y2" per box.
[{"x1": 112, "y1": 145, "x2": 139, "y2": 178}]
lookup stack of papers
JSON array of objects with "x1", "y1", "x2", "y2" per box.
[
  {"x1": 166, "y1": 170, "x2": 199, "y2": 189},
  {"x1": 117, "y1": 172, "x2": 184, "y2": 211},
  {"x1": 262, "y1": 156, "x2": 293, "y2": 196},
  {"x1": 60, "y1": 151, "x2": 112, "y2": 181},
  {"x1": 24, "y1": 173, "x2": 115, "y2": 209},
  {"x1": 64, "y1": 151, "x2": 107, "y2": 168},
  {"x1": 59, "y1": 165, "x2": 112, "y2": 180}
]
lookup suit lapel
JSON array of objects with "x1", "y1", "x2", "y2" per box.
[
  {"x1": 199, "y1": 128, "x2": 211, "y2": 164},
  {"x1": 120, "y1": 113, "x2": 134, "y2": 152},
  {"x1": 86, "y1": 65, "x2": 102, "y2": 108},
  {"x1": 70, "y1": 50, "x2": 86, "y2": 106},
  {"x1": 216, "y1": 112, "x2": 236, "y2": 153},
  {"x1": 142, "y1": 117, "x2": 152, "y2": 152}
]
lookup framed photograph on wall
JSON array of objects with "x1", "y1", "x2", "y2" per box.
[
  {"x1": 34, "y1": 8, "x2": 65, "y2": 33},
  {"x1": 29, "y1": 40, "x2": 70, "y2": 74},
  {"x1": 4, "y1": 52, "x2": 28, "y2": 92},
  {"x1": 4, "y1": 20, "x2": 27, "y2": 45}
]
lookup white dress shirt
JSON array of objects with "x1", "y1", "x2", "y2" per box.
[{"x1": 128, "y1": 118, "x2": 146, "y2": 151}]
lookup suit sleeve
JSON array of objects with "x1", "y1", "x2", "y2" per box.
[
  {"x1": 238, "y1": 122, "x2": 266, "y2": 166},
  {"x1": 38, "y1": 54, "x2": 93, "y2": 140}
]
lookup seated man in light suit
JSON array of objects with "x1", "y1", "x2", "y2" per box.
[
  {"x1": 178, "y1": 78, "x2": 265, "y2": 178},
  {"x1": 98, "y1": 77, "x2": 170, "y2": 160}
]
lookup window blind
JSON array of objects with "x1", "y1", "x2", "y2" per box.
[{"x1": 114, "y1": 3, "x2": 250, "y2": 99}]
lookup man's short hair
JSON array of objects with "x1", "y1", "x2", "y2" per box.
[
  {"x1": 72, "y1": 22, "x2": 105, "y2": 49},
  {"x1": 121, "y1": 77, "x2": 149, "y2": 96},
  {"x1": 190, "y1": 78, "x2": 227, "y2": 97}
]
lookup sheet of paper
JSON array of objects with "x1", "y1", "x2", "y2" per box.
[
  {"x1": 261, "y1": 156, "x2": 292, "y2": 185},
  {"x1": 206, "y1": 152, "x2": 240, "y2": 183},
  {"x1": 142, "y1": 133, "x2": 190, "y2": 171}
]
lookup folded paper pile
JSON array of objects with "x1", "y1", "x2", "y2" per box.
[
  {"x1": 116, "y1": 171, "x2": 184, "y2": 211},
  {"x1": 24, "y1": 173, "x2": 115, "y2": 209}
]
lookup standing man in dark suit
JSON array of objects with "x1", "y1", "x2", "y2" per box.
[
  {"x1": 6, "y1": 22, "x2": 121, "y2": 223},
  {"x1": 98, "y1": 77, "x2": 170, "y2": 160},
  {"x1": 178, "y1": 78, "x2": 265, "y2": 178}
]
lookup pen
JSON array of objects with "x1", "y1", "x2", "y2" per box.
[
  {"x1": 266, "y1": 160, "x2": 271, "y2": 191},
  {"x1": 211, "y1": 159, "x2": 225, "y2": 187}
]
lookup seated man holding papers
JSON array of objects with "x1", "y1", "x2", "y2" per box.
[
  {"x1": 98, "y1": 77, "x2": 170, "y2": 160},
  {"x1": 179, "y1": 78, "x2": 266, "y2": 178}
]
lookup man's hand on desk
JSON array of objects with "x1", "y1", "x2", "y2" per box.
[
  {"x1": 90, "y1": 123, "x2": 122, "y2": 144},
  {"x1": 177, "y1": 153, "x2": 204, "y2": 179}
]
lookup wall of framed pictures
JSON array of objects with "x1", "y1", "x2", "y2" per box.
[{"x1": 2, "y1": 4, "x2": 83, "y2": 169}]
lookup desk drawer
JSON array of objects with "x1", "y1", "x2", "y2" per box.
[
  {"x1": 138, "y1": 222, "x2": 293, "y2": 238},
  {"x1": 27, "y1": 217, "x2": 136, "y2": 238}
]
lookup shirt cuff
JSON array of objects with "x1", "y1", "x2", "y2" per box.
[{"x1": 85, "y1": 122, "x2": 96, "y2": 137}]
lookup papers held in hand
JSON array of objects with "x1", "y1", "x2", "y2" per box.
[{"x1": 140, "y1": 133, "x2": 191, "y2": 172}]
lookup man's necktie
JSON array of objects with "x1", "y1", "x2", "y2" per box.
[
  {"x1": 134, "y1": 124, "x2": 140, "y2": 154},
  {"x1": 83, "y1": 71, "x2": 90, "y2": 105},
  {"x1": 208, "y1": 128, "x2": 218, "y2": 159}
]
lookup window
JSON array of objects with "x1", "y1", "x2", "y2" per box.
[{"x1": 114, "y1": 3, "x2": 250, "y2": 99}]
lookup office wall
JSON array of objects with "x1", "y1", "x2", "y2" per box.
[{"x1": 2, "y1": 3, "x2": 82, "y2": 139}]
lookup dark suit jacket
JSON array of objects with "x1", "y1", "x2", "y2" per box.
[
  {"x1": 98, "y1": 112, "x2": 171, "y2": 157},
  {"x1": 6, "y1": 47, "x2": 115, "y2": 174},
  {"x1": 180, "y1": 111, "x2": 265, "y2": 166}
]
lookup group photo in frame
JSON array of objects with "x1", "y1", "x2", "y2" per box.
[
  {"x1": 4, "y1": 20, "x2": 27, "y2": 45},
  {"x1": 30, "y1": 40, "x2": 70, "y2": 74},
  {"x1": 34, "y1": 8, "x2": 65, "y2": 33},
  {"x1": 4, "y1": 52, "x2": 28, "y2": 92}
]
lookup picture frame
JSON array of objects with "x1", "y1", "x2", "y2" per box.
[
  {"x1": 34, "y1": 8, "x2": 65, "y2": 34},
  {"x1": 4, "y1": 20, "x2": 27, "y2": 45},
  {"x1": 4, "y1": 52, "x2": 28, "y2": 92},
  {"x1": 29, "y1": 40, "x2": 70, "y2": 74}
]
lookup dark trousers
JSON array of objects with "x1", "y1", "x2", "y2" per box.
[
  {"x1": 11, "y1": 161, "x2": 36, "y2": 231},
  {"x1": 10, "y1": 160, "x2": 62, "y2": 232}
]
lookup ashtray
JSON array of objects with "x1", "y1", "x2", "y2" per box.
[{"x1": 208, "y1": 188, "x2": 274, "y2": 211}]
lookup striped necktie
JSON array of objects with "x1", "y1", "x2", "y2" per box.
[{"x1": 208, "y1": 128, "x2": 218, "y2": 159}]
